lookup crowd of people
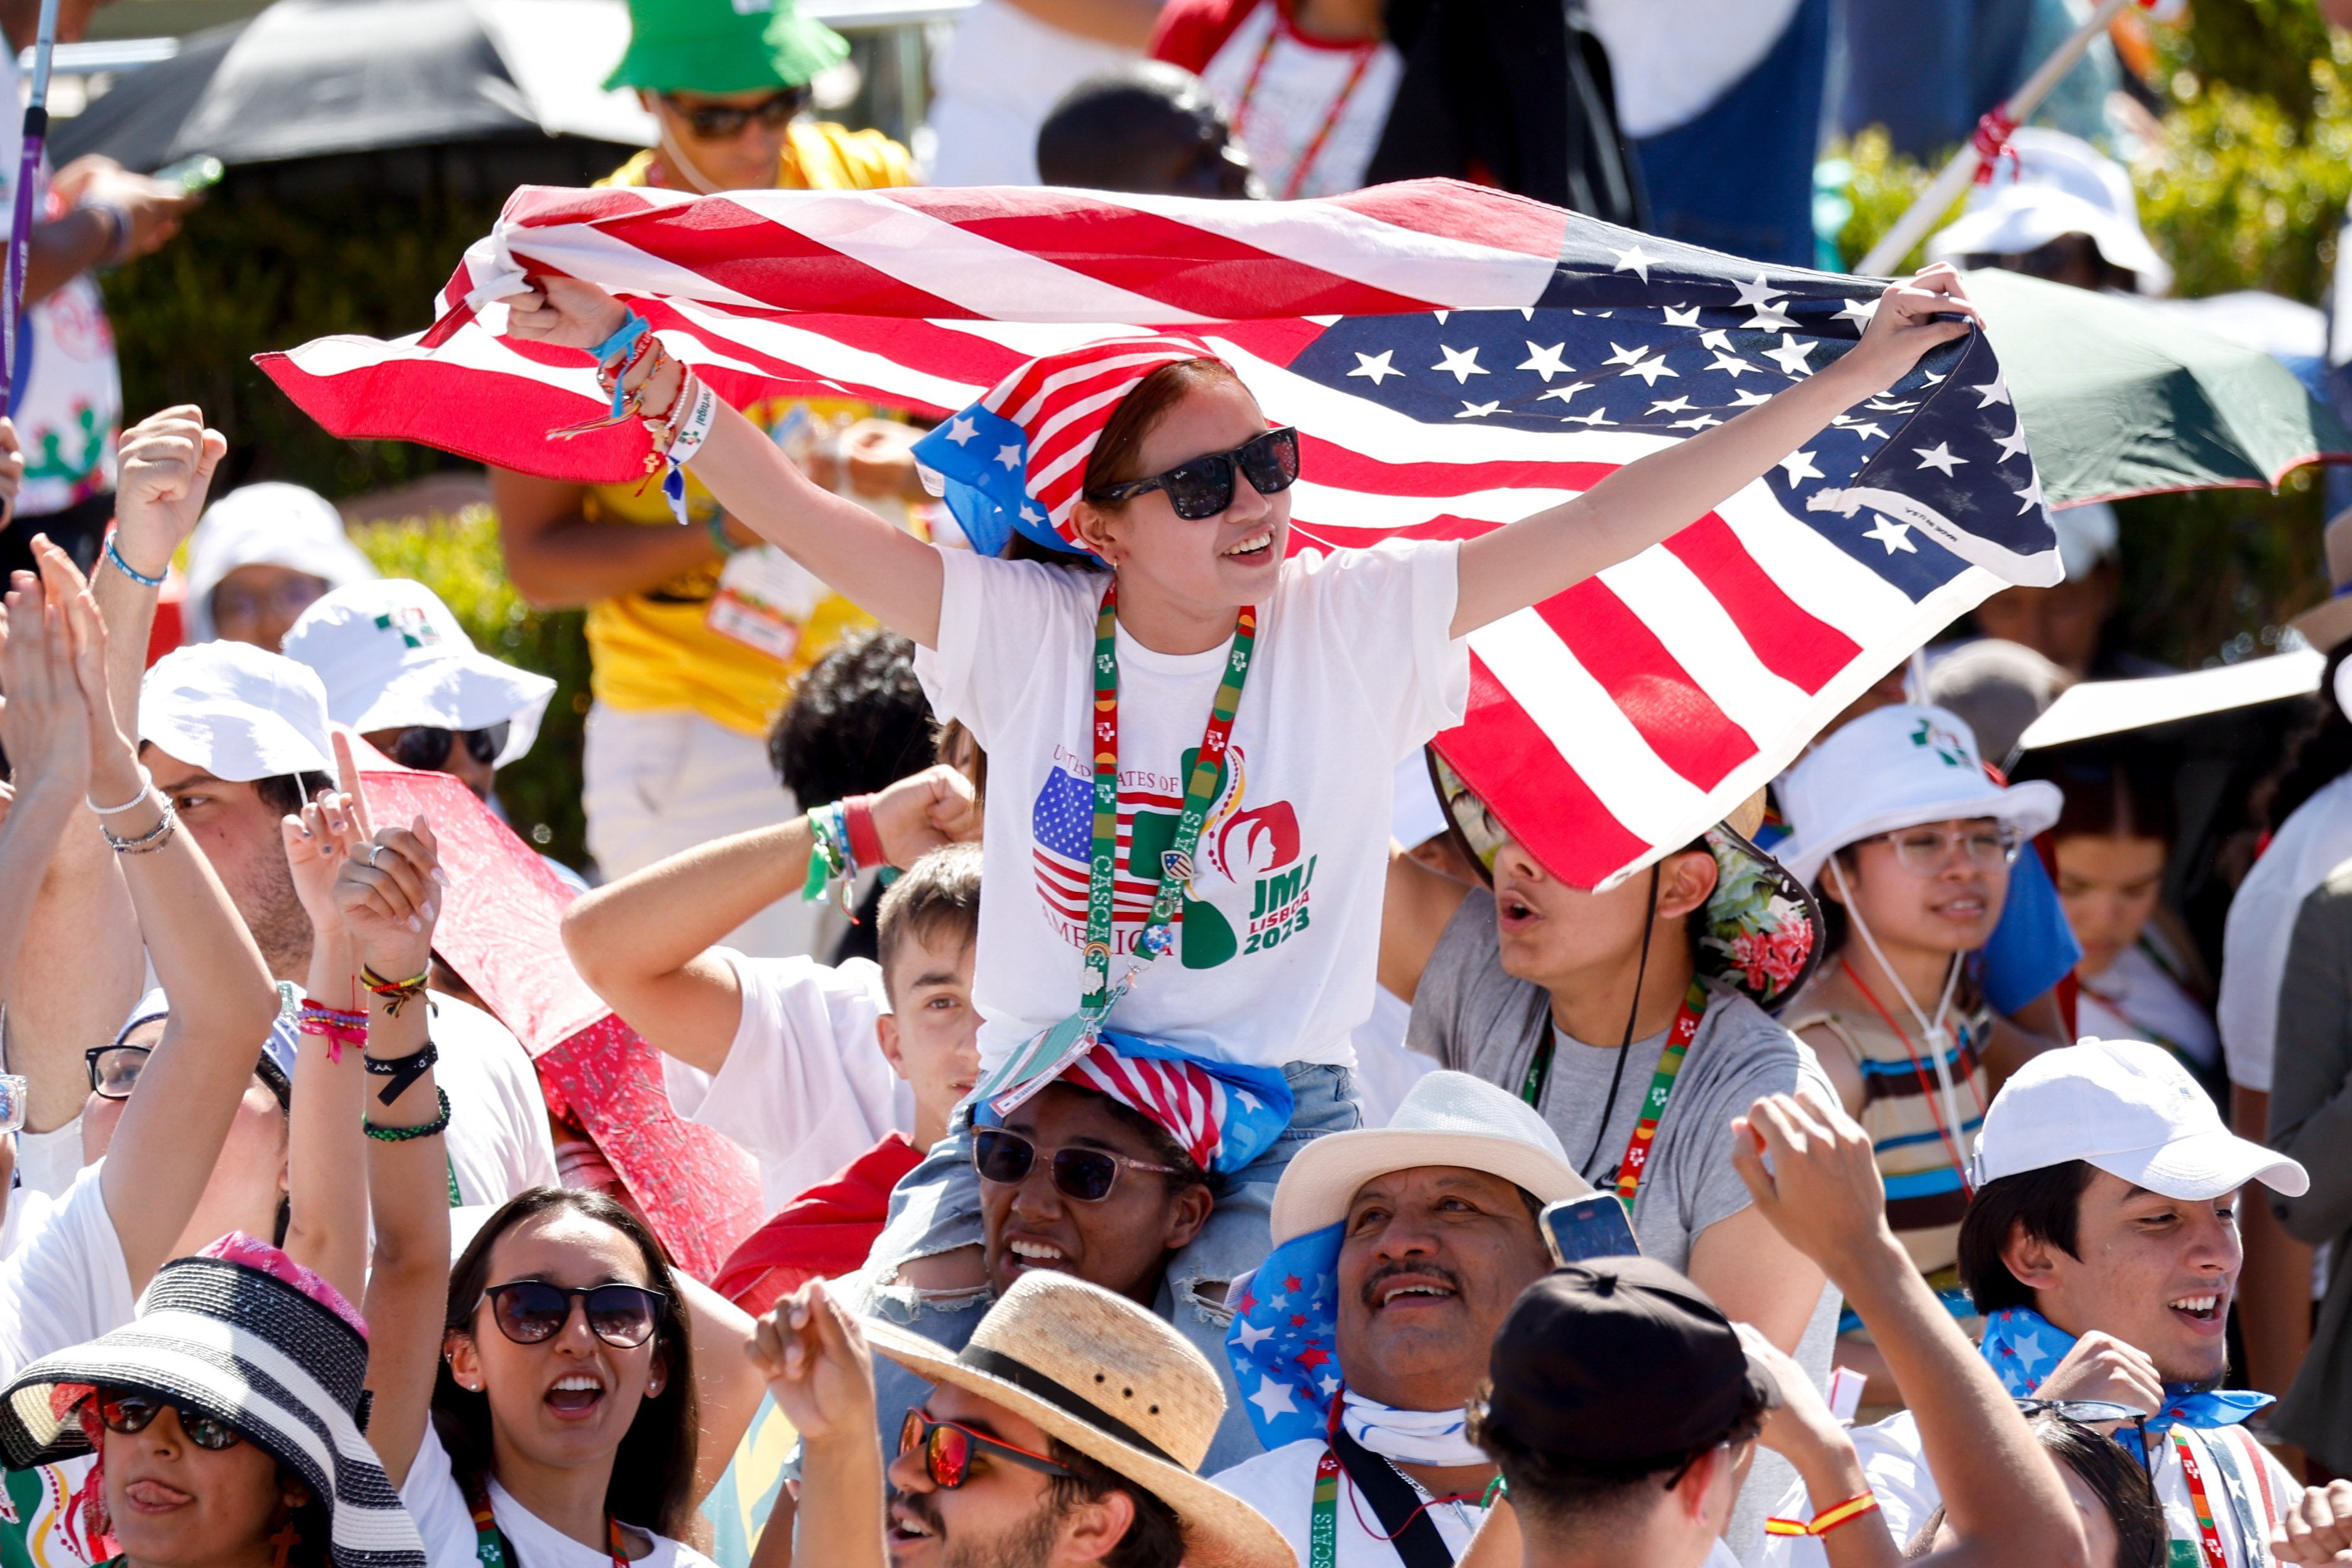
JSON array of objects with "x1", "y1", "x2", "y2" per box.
[{"x1": 3, "y1": 1, "x2": 2352, "y2": 1568}]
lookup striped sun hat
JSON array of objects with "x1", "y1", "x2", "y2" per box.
[
  {"x1": 912, "y1": 334, "x2": 1222, "y2": 557},
  {"x1": 0, "y1": 1250, "x2": 425, "y2": 1568}
]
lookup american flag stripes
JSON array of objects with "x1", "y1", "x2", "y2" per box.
[{"x1": 260, "y1": 178, "x2": 2061, "y2": 891}]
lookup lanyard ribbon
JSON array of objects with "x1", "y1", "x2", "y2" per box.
[
  {"x1": 974, "y1": 583, "x2": 1258, "y2": 1118},
  {"x1": 1520, "y1": 981, "x2": 1709, "y2": 1212},
  {"x1": 466, "y1": 1476, "x2": 631, "y2": 1568},
  {"x1": 2170, "y1": 1430, "x2": 2228, "y2": 1568}
]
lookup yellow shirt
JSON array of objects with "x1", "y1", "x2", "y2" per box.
[{"x1": 583, "y1": 121, "x2": 916, "y2": 737}]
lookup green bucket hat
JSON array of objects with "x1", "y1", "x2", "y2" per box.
[{"x1": 604, "y1": 0, "x2": 849, "y2": 94}]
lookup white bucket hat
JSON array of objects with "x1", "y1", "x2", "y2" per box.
[
  {"x1": 139, "y1": 640, "x2": 338, "y2": 785},
  {"x1": 1927, "y1": 126, "x2": 2174, "y2": 296},
  {"x1": 1776, "y1": 703, "x2": 2062, "y2": 888},
  {"x1": 1268, "y1": 1070, "x2": 1591, "y2": 1246},
  {"x1": 281, "y1": 580, "x2": 554, "y2": 770},
  {"x1": 1970, "y1": 1038, "x2": 2307, "y2": 1199},
  {"x1": 182, "y1": 482, "x2": 378, "y2": 645}
]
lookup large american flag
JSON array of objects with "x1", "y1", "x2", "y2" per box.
[{"x1": 261, "y1": 178, "x2": 2061, "y2": 890}]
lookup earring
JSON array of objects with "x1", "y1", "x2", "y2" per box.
[{"x1": 268, "y1": 1522, "x2": 300, "y2": 1568}]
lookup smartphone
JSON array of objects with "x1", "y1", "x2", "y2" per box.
[
  {"x1": 1541, "y1": 1192, "x2": 1641, "y2": 1267},
  {"x1": 0, "y1": 1074, "x2": 24, "y2": 1136},
  {"x1": 151, "y1": 154, "x2": 224, "y2": 196}
]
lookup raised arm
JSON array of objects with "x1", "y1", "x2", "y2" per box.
[
  {"x1": 682, "y1": 1276, "x2": 768, "y2": 1506},
  {"x1": 16, "y1": 541, "x2": 280, "y2": 1290},
  {"x1": 751, "y1": 1282, "x2": 888, "y2": 1568},
  {"x1": 347, "y1": 815, "x2": 454, "y2": 1490},
  {"x1": 562, "y1": 763, "x2": 978, "y2": 1071},
  {"x1": 499, "y1": 279, "x2": 944, "y2": 646},
  {"x1": 1732, "y1": 1093, "x2": 2091, "y2": 1568},
  {"x1": 1450, "y1": 267, "x2": 1981, "y2": 637}
]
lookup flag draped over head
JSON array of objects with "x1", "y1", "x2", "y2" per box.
[
  {"x1": 259, "y1": 179, "x2": 2063, "y2": 891},
  {"x1": 1224, "y1": 1221, "x2": 1344, "y2": 1449},
  {"x1": 984, "y1": 1032, "x2": 1294, "y2": 1177}
]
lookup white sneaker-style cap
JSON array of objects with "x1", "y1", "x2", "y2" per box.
[
  {"x1": 1970, "y1": 1038, "x2": 2308, "y2": 1199},
  {"x1": 1776, "y1": 702, "x2": 2062, "y2": 888},
  {"x1": 281, "y1": 580, "x2": 554, "y2": 770},
  {"x1": 139, "y1": 640, "x2": 337, "y2": 785}
]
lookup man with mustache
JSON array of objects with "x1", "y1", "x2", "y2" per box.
[{"x1": 1211, "y1": 1072, "x2": 1754, "y2": 1565}]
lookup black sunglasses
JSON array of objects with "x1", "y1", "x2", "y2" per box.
[
  {"x1": 477, "y1": 1281, "x2": 667, "y2": 1349},
  {"x1": 387, "y1": 722, "x2": 508, "y2": 772},
  {"x1": 972, "y1": 1126, "x2": 1181, "y2": 1204},
  {"x1": 663, "y1": 87, "x2": 809, "y2": 141},
  {"x1": 86, "y1": 1043, "x2": 150, "y2": 1099},
  {"x1": 95, "y1": 1391, "x2": 241, "y2": 1451},
  {"x1": 1092, "y1": 427, "x2": 1300, "y2": 521}
]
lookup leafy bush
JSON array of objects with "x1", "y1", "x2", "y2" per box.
[{"x1": 349, "y1": 505, "x2": 592, "y2": 868}]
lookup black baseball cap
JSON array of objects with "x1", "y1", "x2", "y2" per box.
[{"x1": 1481, "y1": 1258, "x2": 1781, "y2": 1467}]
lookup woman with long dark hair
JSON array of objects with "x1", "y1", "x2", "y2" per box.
[{"x1": 351, "y1": 812, "x2": 766, "y2": 1568}]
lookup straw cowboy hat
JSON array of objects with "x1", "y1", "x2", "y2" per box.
[
  {"x1": 863, "y1": 1272, "x2": 1292, "y2": 1568},
  {"x1": 1267, "y1": 1070, "x2": 1591, "y2": 1247}
]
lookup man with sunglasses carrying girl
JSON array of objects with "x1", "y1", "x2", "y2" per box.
[
  {"x1": 1774, "y1": 703, "x2": 2071, "y2": 1413},
  {"x1": 499, "y1": 256, "x2": 1986, "y2": 1450}
]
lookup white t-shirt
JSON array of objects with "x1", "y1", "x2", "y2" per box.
[
  {"x1": 915, "y1": 542, "x2": 1469, "y2": 1074},
  {"x1": 2218, "y1": 771, "x2": 2352, "y2": 1092},
  {"x1": 2077, "y1": 939, "x2": 2219, "y2": 1070},
  {"x1": 1197, "y1": 2, "x2": 1403, "y2": 199},
  {"x1": 419, "y1": 991, "x2": 562, "y2": 1207},
  {"x1": 1757, "y1": 1410, "x2": 2295, "y2": 1568},
  {"x1": 1212, "y1": 1439, "x2": 1742, "y2": 1568},
  {"x1": 0, "y1": 1162, "x2": 134, "y2": 1380},
  {"x1": 660, "y1": 950, "x2": 912, "y2": 1211},
  {"x1": 923, "y1": 0, "x2": 1138, "y2": 186},
  {"x1": 0, "y1": 49, "x2": 119, "y2": 518},
  {"x1": 402, "y1": 1420, "x2": 720, "y2": 1568},
  {"x1": 13, "y1": 1120, "x2": 84, "y2": 1200}
]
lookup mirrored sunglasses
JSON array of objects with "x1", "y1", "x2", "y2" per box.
[
  {"x1": 972, "y1": 1126, "x2": 1180, "y2": 1204},
  {"x1": 478, "y1": 1280, "x2": 666, "y2": 1348},
  {"x1": 898, "y1": 1409, "x2": 1075, "y2": 1489},
  {"x1": 95, "y1": 1391, "x2": 242, "y2": 1451},
  {"x1": 1092, "y1": 426, "x2": 1300, "y2": 521}
]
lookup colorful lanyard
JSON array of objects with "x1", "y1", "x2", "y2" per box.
[
  {"x1": 1519, "y1": 981, "x2": 1708, "y2": 1210},
  {"x1": 2170, "y1": 1430, "x2": 2229, "y2": 1568},
  {"x1": 466, "y1": 1476, "x2": 631, "y2": 1568},
  {"x1": 1310, "y1": 1449, "x2": 1343, "y2": 1568},
  {"x1": 1841, "y1": 958, "x2": 1984, "y2": 1200},
  {"x1": 1077, "y1": 582, "x2": 1257, "y2": 1012},
  {"x1": 1233, "y1": 14, "x2": 1379, "y2": 200}
]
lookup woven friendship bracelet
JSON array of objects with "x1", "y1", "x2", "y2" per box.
[
  {"x1": 1764, "y1": 1492, "x2": 1879, "y2": 1538},
  {"x1": 364, "y1": 1086, "x2": 451, "y2": 1142},
  {"x1": 360, "y1": 964, "x2": 429, "y2": 1017},
  {"x1": 297, "y1": 1003, "x2": 369, "y2": 1064}
]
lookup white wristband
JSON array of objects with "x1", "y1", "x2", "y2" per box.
[
  {"x1": 666, "y1": 375, "x2": 719, "y2": 467},
  {"x1": 87, "y1": 766, "x2": 155, "y2": 816}
]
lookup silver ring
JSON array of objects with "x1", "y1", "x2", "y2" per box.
[{"x1": 362, "y1": 844, "x2": 383, "y2": 868}]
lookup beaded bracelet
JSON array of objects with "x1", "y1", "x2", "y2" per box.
[
  {"x1": 1764, "y1": 1491, "x2": 1879, "y2": 1538},
  {"x1": 364, "y1": 1086, "x2": 451, "y2": 1142},
  {"x1": 364, "y1": 1038, "x2": 438, "y2": 1106},
  {"x1": 101, "y1": 797, "x2": 177, "y2": 855},
  {"x1": 360, "y1": 964, "x2": 430, "y2": 1017},
  {"x1": 87, "y1": 766, "x2": 155, "y2": 816},
  {"x1": 297, "y1": 1003, "x2": 369, "y2": 1064},
  {"x1": 1479, "y1": 1475, "x2": 1507, "y2": 1508}
]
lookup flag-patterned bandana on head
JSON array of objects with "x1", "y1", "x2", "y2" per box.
[
  {"x1": 1224, "y1": 1221, "x2": 1345, "y2": 1449},
  {"x1": 981, "y1": 1030, "x2": 1295, "y2": 1178},
  {"x1": 912, "y1": 334, "x2": 1223, "y2": 557}
]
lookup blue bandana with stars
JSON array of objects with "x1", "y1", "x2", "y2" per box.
[
  {"x1": 1978, "y1": 1305, "x2": 2272, "y2": 1456},
  {"x1": 1224, "y1": 1220, "x2": 1347, "y2": 1449},
  {"x1": 913, "y1": 404, "x2": 1087, "y2": 559}
]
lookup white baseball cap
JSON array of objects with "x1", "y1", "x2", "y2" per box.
[
  {"x1": 281, "y1": 580, "x2": 554, "y2": 770},
  {"x1": 139, "y1": 640, "x2": 338, "y2": 785},
  {"x1": 1775, "y1": 702, "x2": 2062, "y2": 887},
  {"x1": 1970, "y1": 1038, "x2": 2308, "y2": 1199},
  {"x1": 1268, "y1": 1070, "x2": 1591, "y2": 1245},
  {"x1": 182, "y1": 482, "x2": 378, "y2": 645},
  {"x1": 1927, "y1": 127, "x2": 2174, "y2": 296}
]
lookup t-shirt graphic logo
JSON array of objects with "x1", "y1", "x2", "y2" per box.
[
  {"x1": 1909, "y1": 717, "x2": 1968, "y2": 768},
  {"x1": 373, "y1": 607, "x2": 441, "y2": 650}
]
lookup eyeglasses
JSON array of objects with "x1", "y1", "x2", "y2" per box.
[
  {"x1": 86, "y1": 1043, "x2": 151, "y2": 1100},
  {"x1": 2015, "y1": 1397, "x2": 2153, "y2": 1472},
  {"x1": 972, "y1": 1127, "x2": 1181, "y2": 1204},
  {"x1": 899, "y1": 1408, "x2": 1075, "y2": 1489},
  {"x1": 383, "y1": 722, "x2": 508, "y2": 773},
  {"x1": 662, "y1": 87, "x2": 809, "y2": 141},
  {"x1": 477, "y1": 1281, "x2": 667, "y2": 1348},
  {"x1": 1868, "y1": 824, "x2": 2022, "y2": 876},
  {"x1": 1092, "y1": 427, "x2": 1300, "y2": 521},
  {"x1": 95, "y1": 1391, "x2": 242, "y2": 1451}
]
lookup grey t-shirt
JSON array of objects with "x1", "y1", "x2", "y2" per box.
[{"x1": 1407, "y1": 886, "x2": 1841, "y2": 1564}]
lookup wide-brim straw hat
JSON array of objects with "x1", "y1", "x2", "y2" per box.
[
  {"x1": 2292, "y1": 508, "x2": 2352, "y2": 655},
  {"x1": 863, "y1": 1272, "x2": 1292, "y2": 1568}
]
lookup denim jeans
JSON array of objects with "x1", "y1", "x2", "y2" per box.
[{"x1": 857, "y1": 1061, "x2": 1363, "y2": 1474}]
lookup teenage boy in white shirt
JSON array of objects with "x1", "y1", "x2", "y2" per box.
[{"x1": 1760, "y1": 1040, "x2": 2309, "y2": 1568}]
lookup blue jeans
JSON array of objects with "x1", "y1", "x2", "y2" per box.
[{"x1": 859, "y1": 1061, "x2": 1363, "y2": 1474}]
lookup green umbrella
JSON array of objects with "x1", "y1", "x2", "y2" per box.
[{"x1": 1965, "y1": 266, "x2": 2351, "y2": 507}]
